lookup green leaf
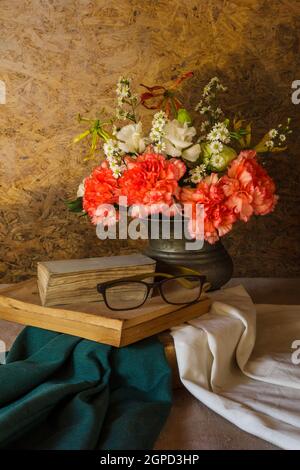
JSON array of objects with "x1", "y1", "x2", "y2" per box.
[
  {"x1": 65, "y1": 197, "x2": 84, "y2": 213},
  {"x1": 73, "y1": 130, "x2": 91, "y2": 144},
  {"x1": 229, "y1": 132, "x2": 241, "y2": 140},
  {"x1": 177, "y1": 108, "x2": 193, "y2": 125}
]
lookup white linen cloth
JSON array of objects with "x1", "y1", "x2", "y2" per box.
[{"x1": 171, "y1": 285, "x2": 300, "y2": 449}]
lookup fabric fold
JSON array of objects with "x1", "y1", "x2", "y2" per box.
[
  {"x1": 0, "y1": 327, "x2": 172, "y2": 450},
  {"x1": 172, "y1": 285, "x2": 300, "y2": 450}
]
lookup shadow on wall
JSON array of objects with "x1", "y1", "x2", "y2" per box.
[{"x1": 174, "y1": 51, "x2": 300, "y2": 278}]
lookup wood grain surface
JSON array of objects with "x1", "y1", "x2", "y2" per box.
[
  {"x1": 0, "y1": 0, "x2": 299, "y2": 282},
  {"x1": 0, "y1": 279, "x2": 211, "y2": 346}
]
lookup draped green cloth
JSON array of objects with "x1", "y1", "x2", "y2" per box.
[{"x1": 0, "y1": 327, "x2": 172, "y2": 450}]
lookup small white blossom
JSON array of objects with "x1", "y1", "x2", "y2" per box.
[
  {"x1": 109, "y1": 163, "x2": 125, "y2": 178},
  {"x1": 263, "y1": 119, "x2": 291, "y2": 150},
  {"x1": 154, "y1": 141, "x2": 166, "y2": 153},
  {"x1": 216, "y1": 83, "x2": 227, "y2": 92},
  {"x1": 115, "y1": 77, "x2": 138, "y2": 122},
  {"x1": 269, "y1": 129, "x2": 278, "y2": 139},
  {"x1": 110, "y1": 164, "x2": 124, "y2": 178},
  {"x1": 265, "y1": 140, "x2": 274, "y2": 150},
  {"x1": 208, "y1": 122, "x2": 230, "y2": 144},
  {"x1": 103, "y1": 139, "x2": 125, "y2": 178},
  {"x1": 195, "y1": 100, "x2": 203, "y2": 112},
  {"x1": 199, "y1": 120, "x2": 210, "y2": 135},
  {"x1": 210, "y1": 154, "x2": 225, "y2": 170},
  {"x1": 219, "y1": 129, "x2": 230, "y2": 143},
  {"x1": 199, "y1": 105, "x2": 211, "y2": 115},
  {"x1": 116, "y1": 77, "x2": 131, "y2": 102},
  {"x1": 207, "y1": 128, "x2": 220, "y2": 141},
  {"x1": 150, "y1": 111, "x2": 168, "y2": 151},
  {"x1": 209, "y1": 140, "x2": 223, "y2": 154},
  {"x1": 195, "y1": 77, "x2": 226, "y2": 123},
  {"x1": 189, "y1": 164, "x2": 207, "y2": 184},
  {"x1": 203, "y1": 85, "x2": 211, "y2": 97},
  {"x1": 103, "y1": 139, "x2": 120, "y2": 158},
  {"x1": 116, "y1": 108, "x2": 129, "y2": 121}
]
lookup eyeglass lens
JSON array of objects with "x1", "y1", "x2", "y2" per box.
[{"x1": 103, "y1": 275, "x2": 202, "y2": 310}]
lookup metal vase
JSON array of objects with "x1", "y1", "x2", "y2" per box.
[{"x1": 142, "y1": 217, "x2": 233, "y2": 291}]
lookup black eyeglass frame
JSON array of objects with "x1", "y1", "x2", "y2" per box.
[{"x1": 97, "y1": 274, "x2": 207, "y2": 311}]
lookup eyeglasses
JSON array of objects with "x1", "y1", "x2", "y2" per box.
[{"x1": 97, "y1": 272, "x2": 207, "y2": 311}]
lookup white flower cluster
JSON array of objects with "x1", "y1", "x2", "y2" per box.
[
  {"x1": 205, "y1": 121, "x2": 230, "y2": 169},
  {"x1": 103, "y1": 139, "x2": 125, "y2": 178},
  {"x1": 189, "y1": 164, "x2": 207, "y2": 184},
  {"x1": 116, "y1": 77, "x2": 132, "y2": 105},
  {"x1": 150, "y1": 111, "x2": 168, "y2": 153},
  {"x1": 203, "y1": 76, "x2": 227, "y2": 97},
  {"x1": 195, "y1": 77, "x2": 226, "y2": 122},
  {"x1": 207, "y1": 121, "x2": 230, "y2": 144},
  {"x1": 200, "y1": 120, "x2": 210, "y2": 134},
  {"x1": 195, "y1": 103, "x2": 223, "y2": 120},
  {"x1": 115, "y1": 108, "x2": 130, "y2": 121},
  {"x1": 115, "y1": 77, "x2": 138, "y2": 121},
  {"x1": 265, "y1": 127, "x2": 287, "y2": 150},
  {"x1": 210, "y1": 154, "x2": 225, "y2": 170}
]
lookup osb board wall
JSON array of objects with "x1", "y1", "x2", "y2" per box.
[{"x1": 0, "y1": 0, "x2": 300, "y2": 282}]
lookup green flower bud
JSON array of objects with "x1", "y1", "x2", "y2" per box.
[
  {"x1": 177, "y1": 108, "x2": 192, "y2": 125},
  {"x1": 201, "y1": 143, "x2": 237, "y2": 171}
]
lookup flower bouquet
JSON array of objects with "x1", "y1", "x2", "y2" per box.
[{"x1": 68, "y1": 73, "x2": 291, "y2": 246}]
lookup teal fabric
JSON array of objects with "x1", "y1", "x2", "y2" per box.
[{"x1": 0, "y1": 327, "x2": 172, "y2": 450}]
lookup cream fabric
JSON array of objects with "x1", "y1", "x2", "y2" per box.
[{"x1": 171, "y1": 285, "x2": 300, "y2": 449}]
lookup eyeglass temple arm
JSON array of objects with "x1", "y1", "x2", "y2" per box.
[
  {"x1": 99, "y1": 272, "x2": 207, "y2": 290},
  {"x1": 163, "y1": 264, "x2": 211, "y2": 292},
  {"x1": 97, "y1": 265, "x2": 211, "y2": 292}
]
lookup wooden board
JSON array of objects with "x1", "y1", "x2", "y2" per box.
[
  {"x1": 0, "y1": 279, "x2": 211, "y2": 347},
  {"x1": 158, "y1": 331, "x2": 182, "y2": 389}
]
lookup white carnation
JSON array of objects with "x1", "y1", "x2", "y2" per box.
[
  {"x1": 163, "y1": 119, "x2": 197, "y2": 157},
  {"x1": 116, "y1": 121, "x2": 146, "y2": 154},
  {"x1": 182, "y1": 144, "x2": 201, "y2": 162}
]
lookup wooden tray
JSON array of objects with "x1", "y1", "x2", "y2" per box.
[{"x1": 0, "y1": 279, "x2": 211, "y2": 347}]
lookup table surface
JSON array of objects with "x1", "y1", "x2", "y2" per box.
[{"x1": 1, "y1": 278, "x2": 300, "y2": 450}]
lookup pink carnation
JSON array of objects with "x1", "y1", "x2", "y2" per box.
[
  {"x1": 119, "y1": 152, "x2": 186, "y2": 213},
  {"x1": 181, "y1": 174, "x2": 237, "y2": 244},
  {"x1": 225, "y1": 150, "x2": 278, "y2": 218},
  {"x1": 83, "y1": 162, "x2": 119, "y2": 221},
  {"x1": 181, "y1": 152, "x2": 278, "y2": 243}
]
